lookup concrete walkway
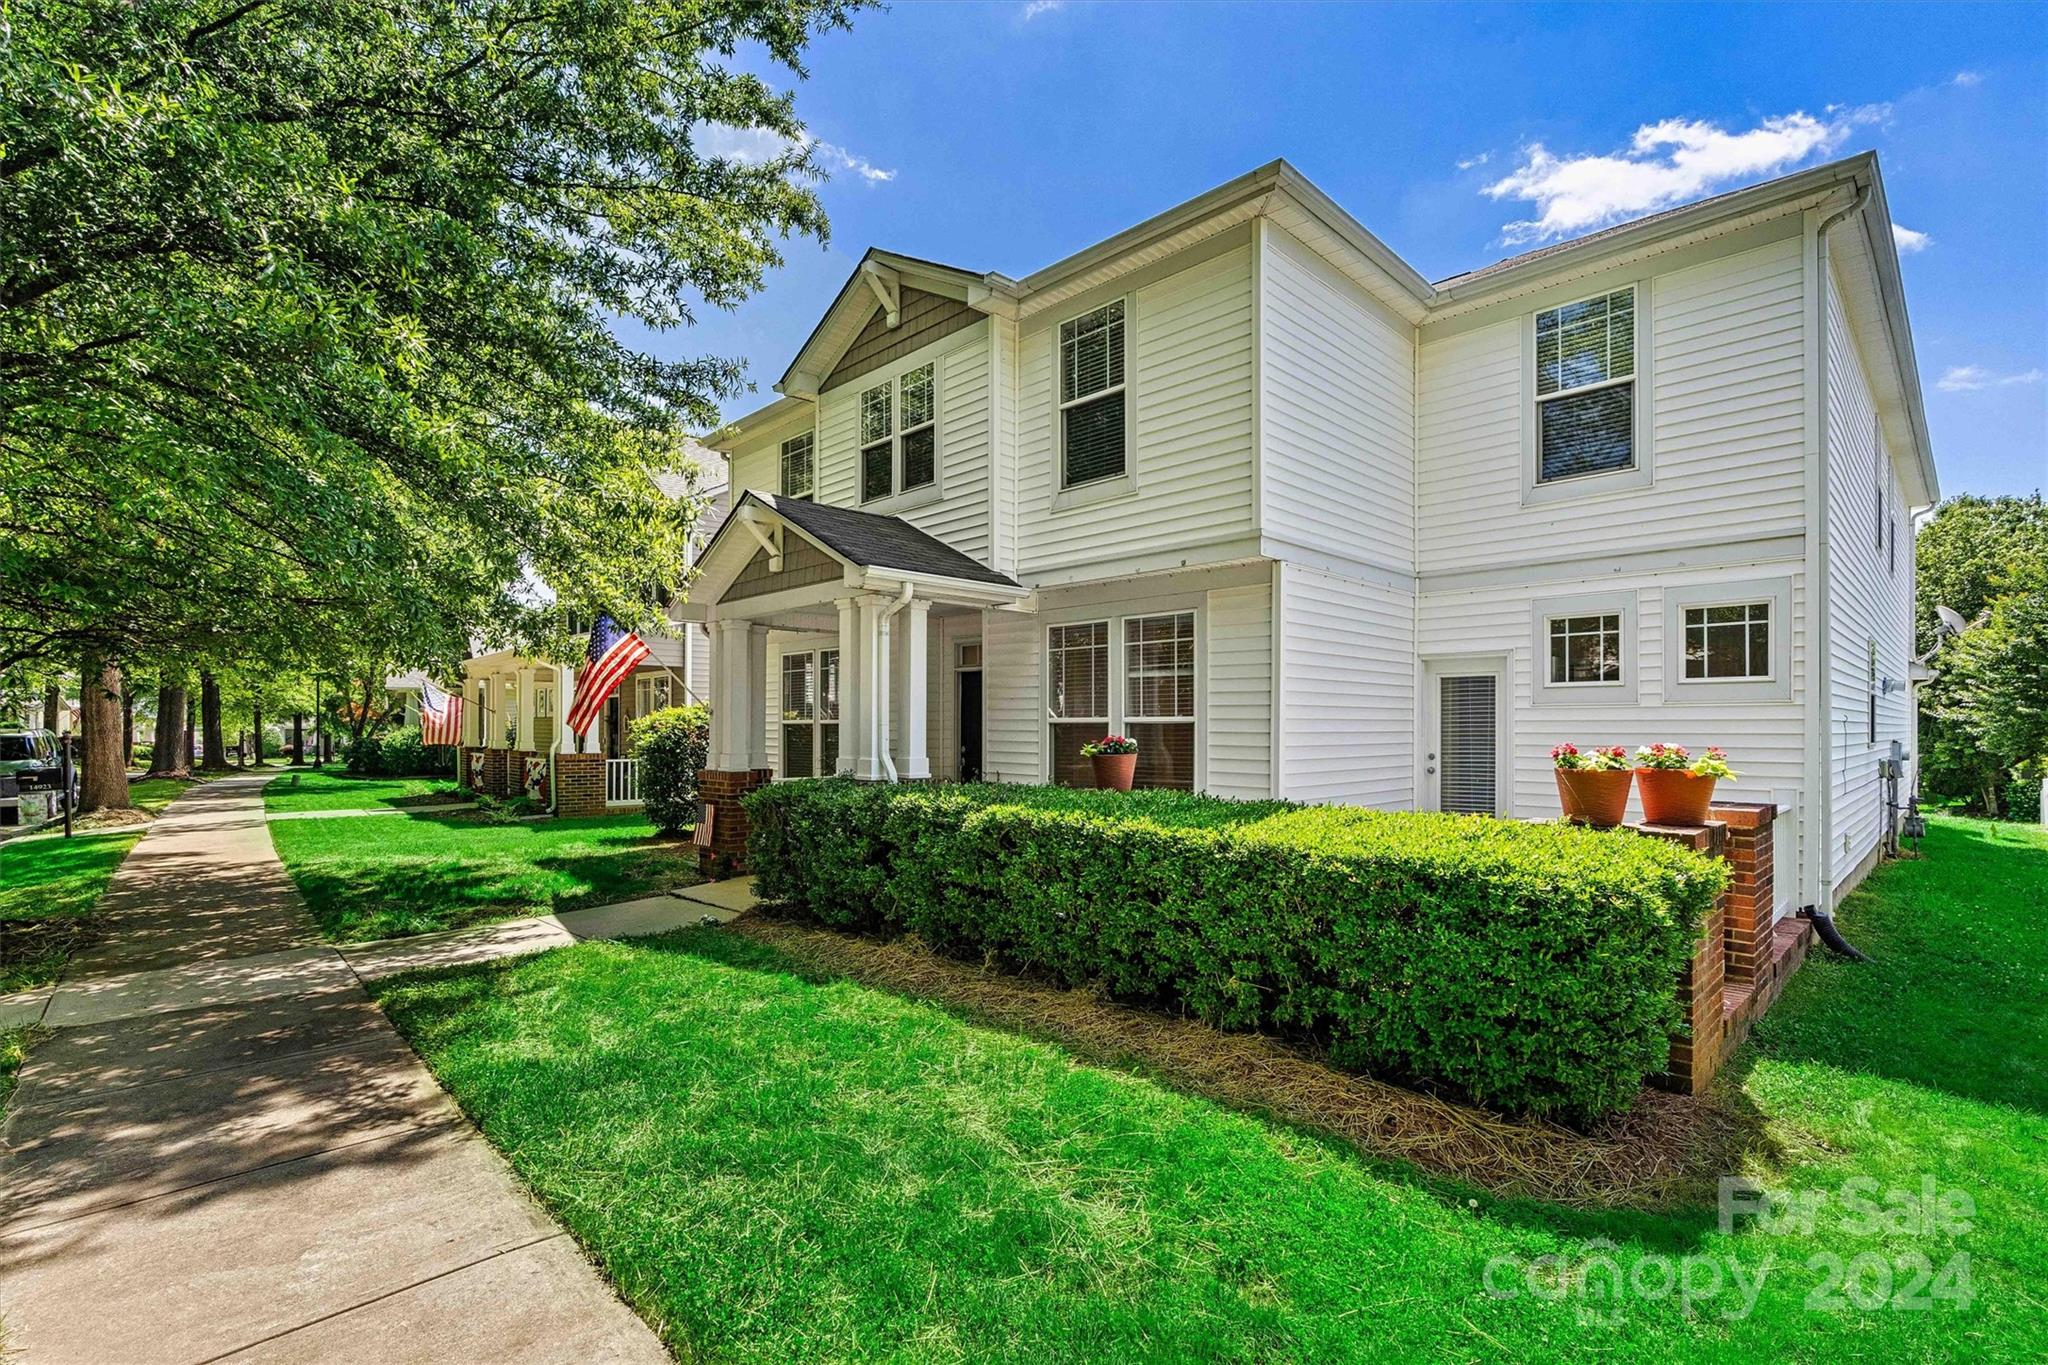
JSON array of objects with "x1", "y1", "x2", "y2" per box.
[{"x1": 0, "y1": 776, "x2": 673, "y2": 1363}]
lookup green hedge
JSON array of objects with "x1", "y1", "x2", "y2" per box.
[
  {"x1": 743, "y1": 780, "x2": 1725, "y2": 1121},
  {"x1": 630, "y1": 704, "x2": 709, "y2": 834}
]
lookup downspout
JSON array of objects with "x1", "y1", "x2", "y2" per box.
[
  {"x1": 1803, "y1": 178, "x2": 1872, "y2": 946},
  {"x1": 875, "y1": 582, "x2": 914, "y2": 783}
]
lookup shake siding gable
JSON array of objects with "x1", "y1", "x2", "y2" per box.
[{"x1": 1259, "y1": 224, "x2": 1415, "y2": 575}]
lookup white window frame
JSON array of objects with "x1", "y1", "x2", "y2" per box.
[
  {"x1": 634, "y1": 674, "x2": 673, "y2": 717},
  {"x1": 534, "y1": 683, "x2": 554, "y2": 722},
  {"x1": 1530, "y1": 590, "x2": 1636, "y2": 706},
  {"x1": 776, "y1": 648, "x2": 839, "y2": 778},
  {"x1": 1662, "y1": 577, "x2": 1793, "y2": 703},
  {"x1": 855, "y1": 359, "x2": 943, "y2": 511},
  {"x1": 1520, "y1": 278, "x2": 1655, "y2": 506},
  {"x1": 780, "y1": 431, "x2": 814, "y2": 502},
  {"x1": 1052, "y1": 294, "x2": 1138, "y2": 510},
  {"x1": 1041, "y1": 601, "x2": 1205, "y2": 789}
]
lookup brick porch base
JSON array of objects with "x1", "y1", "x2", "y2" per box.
[{"x1": 697, "y1": 769, "x2": 772, "y2": 876}]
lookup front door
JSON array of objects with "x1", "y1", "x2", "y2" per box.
[
  {"x1": 958, "y1": 670, "x2": 983, "y2": 782},
  {"x1": 604, "y1": 695, "x2": 623, "y2": 759},
  {"x1": 1425, "y1": 659, "x2": 1505, "y2": 815}
]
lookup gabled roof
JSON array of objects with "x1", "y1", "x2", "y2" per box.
[
  {"x1": 777, "y1": 249, "x2": 1019, "y2": 398},
  {"x1": 696, "y1": 491, "x2": 1021, "y2": 595}
]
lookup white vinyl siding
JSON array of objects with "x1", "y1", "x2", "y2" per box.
[
  {"x1": 1276, "y1": 562, "x2": 1415, "y2": 807},
  {"x1": 1203, "y1": 580, "x2": 1273, "y2": 798},
  {"x1": 1018, "y1": 242, "x2": 1256, "y2": 582},
  {"x1": 979, "y1": 606, "x2": 1041, "y2": 785},
  {"x1": 1417, "y1": 233, "x2": 1807, "y2": 574},
  {"x1": 1258, "y1": 224, "x2": 1415, "y2": 574},
  {"x1": 1823, "y1": 260, "x2": 1915, "y2": 895}
]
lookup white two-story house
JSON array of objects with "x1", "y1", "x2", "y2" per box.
[{"x1": 688, "y1": 151, "x2": 1935, "y2": 916}]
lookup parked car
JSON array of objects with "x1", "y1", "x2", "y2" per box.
[{"x1": 0, "y1": 728, "x2": 74, "y2": 825}]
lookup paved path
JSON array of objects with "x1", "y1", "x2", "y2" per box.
[{"x1": 0, "y1": 776, "x2": 678, "y2": 1363}]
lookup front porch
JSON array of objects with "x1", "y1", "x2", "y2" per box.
[{"x1": 688, "y1": 492, "x2": 1031, "y2": 868}]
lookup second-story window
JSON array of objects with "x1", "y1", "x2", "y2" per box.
[
  {"x1": 1535, "y1": 286, "x2": 1635, "y2": 483},
  {"x1": 859, "y1": 363, "x2": 938, "y2": 503},
  {"x1": 781, "y1": 432, "x2": 814, "y2": 502},
  {"x1": 1060, "y1": 299, "x2": 1127, "y2": 488}
]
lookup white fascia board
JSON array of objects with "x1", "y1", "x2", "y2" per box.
[{"x1": 703, "y1": 394, "x2": 813, "y2": 453}]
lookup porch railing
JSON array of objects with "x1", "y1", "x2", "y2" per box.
[{"x1": 606, "y1": 758, "x2": 642, "y2": 807}]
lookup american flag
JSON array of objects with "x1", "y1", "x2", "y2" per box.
[
  {"x1": 566, "y1": 614, "x2": 651, "y2": 738},
  {"x1": 419, "y1": 679, "x2": 465, "y2": 747}
]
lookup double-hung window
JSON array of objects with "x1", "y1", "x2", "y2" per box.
[
  {"x1": 858, "y1": 364, "x2": 937, "y2": 503},
  {"x1": 1046, "y1": 622, "x2": 1109, "y2": 788},
  {"x1": 1060, "y1": 300, "x2": 1127, "y2": 488},
  {"x1": 1124, "y1": 612, "x2": 1195, "y2": 790},
  {"x1": 778, "y1": 650, "x2": 838, "y2": 777},
  {"x1": 1683, "y1": 603, "x2": 1771, "y2": 681},
  {"x1": 634, "y1": 674, "x2": 673, "y2": 717},
  {"x1": 1546, "y1": 613, "x2": 1622, "y2": 685},
  {"x1": 781, "y1": 432, "x2": 814, "y2": 502},
  {"x1": 1535, "y1": 287, "x2": 1636, "y2": 483},
  {"x1": 534, "y1": 683, "x2": 554, "y2": 724}
]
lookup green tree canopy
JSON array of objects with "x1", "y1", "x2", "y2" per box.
[{"x1": 1, "y1": 0, "x2": 859, "y2": 674}]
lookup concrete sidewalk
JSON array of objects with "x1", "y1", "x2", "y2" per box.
[{"x1": 0, "y1": 775, "x2": 671, "y2": 1363}]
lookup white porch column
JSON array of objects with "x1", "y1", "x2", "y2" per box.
[
  {"x1": 853, "y1": 595, "x2": 886, "y2": 780},
  {"x1": 708, "y1": 618, "x2": 747, "y2": 770},
  {"x1": 745, "y1": 624, "x2": 770, "y2": 774},
  {"x1": 512, "y1": 669, "x2": 533, "y2": 751},
  {"x1": 556, "y1": 663, "x2": 576, "y2": 754},
  {"x1": 901, "y1": 599, "x2": 932, "y2": 780},
  {"x1": 835, "y1": 597, "x2": 863, "y2": 777}
]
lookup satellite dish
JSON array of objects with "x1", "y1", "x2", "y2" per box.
[{"x1": 1935, "y1": 605, "x2": 1969, "y2": 637}]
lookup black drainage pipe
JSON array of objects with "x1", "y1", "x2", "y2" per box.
[{"x1": 1799, "y1": 905, "x2": 1870, "y2": 962}]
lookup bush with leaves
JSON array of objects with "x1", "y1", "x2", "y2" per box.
[
  {"x1": 630, "y1": 705, "x2": 710, "y2": 834},
  {"x1": 745, "y1": 781, "x2": 1724, "y2": 1121}
]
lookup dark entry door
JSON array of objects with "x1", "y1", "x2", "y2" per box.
[
  {"x1": 958, "y1": 671, "x2": 983, "y2": 782},
  {"x1": 605, "y1": 695, "x2": 623, "y2": 759}
]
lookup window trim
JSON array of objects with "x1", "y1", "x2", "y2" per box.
[
  {"x1": 1039, "y1": 601, "x2": 1205, "y2": 790},
  {"x1": 1680, "y1": 601, "x2": 1775, "y2": 684},
  {"x1": 853, "y1": 357, "x2": 945, "y2": 513},
  {"x1": 1520, "y1": 279, "x2": 1655, "y2": 506},
  {"x1": 1529, "y1": 590, "x2": 1636, "y2": 706},
  {"x1": 780, "y1": 431, "x2": 815, "y2": 502},
  {"x1": 1661, "y1": 577, "x2": 1793, "y2": 703},
  {"x1": 775, "y1": 647, "x2": 840, "y2": 779},
  {"x1": 1052, "y1": 294, "x2": 1138, "y2": 510}
]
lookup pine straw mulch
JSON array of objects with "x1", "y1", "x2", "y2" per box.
[{"x1": 725, "y1": 913, "x2": 1765, "y2": 1211}]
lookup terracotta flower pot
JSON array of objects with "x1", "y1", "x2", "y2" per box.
[
  {"x1": 1555, "y1": 768, "x2": 1634, "y2": 827},
  {"x1": 1090, "y1": 752, "x2": 1137, "y2": 791},
  {"x1": 1636, "y1": 769, "x2": 1718, "y2": 826}
]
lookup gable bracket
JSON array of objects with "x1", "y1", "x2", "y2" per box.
[
  {"x1": 860, "y1": 261, "x2": 902, "y2": 329},
  {"x1": 739, "y1": 507, "x2": 784, "y2": 573}
]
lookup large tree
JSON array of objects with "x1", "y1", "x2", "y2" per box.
[
  {"x1": 1, "y1": 0, "x2": 858, "y2": 676},
  {"x1": 1915, "y1": 494, "x2": 2048, "y2": 815}
]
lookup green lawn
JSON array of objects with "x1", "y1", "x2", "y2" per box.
[
  {"x1": 261, "y1": 769, "x2": 463, "y2": 813},
  {"x1": 271, "y1": 807, "x2": 697, "y2": 941},
  {"x1": 373, "y1": 816, "x2": 2046, "y2": 1362},
  {"x1": 0, "y1": 830, "x2": 143, "y2": 992}
]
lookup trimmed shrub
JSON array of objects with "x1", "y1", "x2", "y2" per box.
[
  {"x1": 342, "y1": 725, "x2": 455, "y2": 777},
  {"x1": 630, "y1": 704, "x2": 710, "y2": 834},
  {"x1": 744, "y1": 780, "x2": 1725, "y2": 1121}
]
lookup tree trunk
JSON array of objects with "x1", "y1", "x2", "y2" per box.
[
  {"x1": 199, "y1": 672, "x2": 231, "y2": 771},
  {"x1": 251, "y1": 705, "x2": 264, "y2": 765},
  {"x1": 78, "y1": 655, "x2": 133, "y2": 812},
  {"x1": 122, "y1": 686, "x2": 135, "y2": 769},
  {"x1": 149, "y1": 685, "x2": 189, "y2": 777},
  {"x1": 185, "y1": 696, "x2": 197, "y2": 769},
  {"x1": 41, "y1": 681, "x2": 59, "y2": 732},
  {"x1": 292, "y1": 712, "x2": 305, "y2": 764}
]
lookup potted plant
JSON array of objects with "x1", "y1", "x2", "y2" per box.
[
  {"x1": 1552, "y1": 743, "x2": 1634, "y2": 827},
  {"x1": 1634, "y1": 744, "x2": 1736, "y2": 826},
  {"x1": 1081, "y1": 735, "x2": 1139, "y2": 791}
]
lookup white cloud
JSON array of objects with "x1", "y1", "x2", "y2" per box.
[
  {"x1": 695, "y1": 124, "x2": 894, "y2": 186},
  {"x1": 1483, "y1": 107, "x2": 1886, "y2": 244},
  {"x1": 1022, "y1": 0, "x2": 1065, "y2": 18},
  {"x1": 1892, "y1": 224, "x2": 1932, "y2": 254},
  {"x1": 1456, "y1": 152, "x2": 1491, "y2": 171},
  {"x1": 1952, "y1": 70, "x2": 1983, "y2": 87},
  {"x1": 1936, "y1": 365, "x2": 2045, "y2": 393}
]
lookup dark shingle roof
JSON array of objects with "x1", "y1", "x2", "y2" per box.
[{"x1": 735, "y1": 492, "x2": 1021, "y2": 588}]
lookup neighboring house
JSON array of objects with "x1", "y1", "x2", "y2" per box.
[
  {"x1": 685, "y1": 151, "x2": 1932, "y2": 917},
  {"x1": 442, "y1": 451, "x2": 727, "y2": 793}
]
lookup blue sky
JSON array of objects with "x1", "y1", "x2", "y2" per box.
[{"x1": 652, "y1": 1, "x2": 2046, "y2": 500}]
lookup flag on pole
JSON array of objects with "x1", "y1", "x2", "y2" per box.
[
  {"x1": 419, "y1": 679, "x2": 466, "y2": 747},
  {"x1": 566, "y1": 615, "x2": 651, "y2": 738}
]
